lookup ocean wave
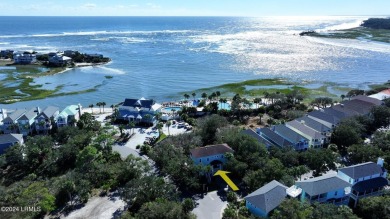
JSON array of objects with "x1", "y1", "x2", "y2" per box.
[
  {"x1": 0, "y1": 30, "x2": 197, "y2": 39},
  {"x1": 316, "y1": 18, "x2": 368, "y2": 32}
]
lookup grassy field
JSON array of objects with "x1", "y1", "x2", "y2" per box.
[
  {"x1": 304, "y1": 27, "x2": 390, "y2": 43},
  {"x1": 183, "y1": 78, "x2": 353, "y2": 103}
]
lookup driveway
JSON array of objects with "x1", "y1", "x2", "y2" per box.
[{"x1": 192, "y1": 191, "x2": 227, "y2": 219}]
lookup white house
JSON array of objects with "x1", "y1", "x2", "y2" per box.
[
  {"x1": 49, "y1": 54, "x2": 72, "y2": 66},
  {"x1": 118, "y1": 98, "x2": 162, "y2": 125},
  {"x1": 17, "y1": 108, "x2": 38, "y2": 136},
  {"x1": 13, "y1": 52, "x2": 36, "y2": 64}
]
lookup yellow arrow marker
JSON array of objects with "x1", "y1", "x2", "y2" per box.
[{"x1": 214, "y1": 170, "x2": 239, "y2": 191}]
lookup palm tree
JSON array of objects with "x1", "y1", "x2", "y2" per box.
[
  {"x1": 211, "y1": 92, "x2": 217, "y2": 100},
  {"x1": 216, "y1": 91, "x2": 221, "y2": 101},
  {"x1": 119, "y1": 124, "x2": 125, "y2": 137},
  {"x1": 201, "y1": 92, "x2": 207, "y2": 100},
  {"x1": 128, "y1": 121, "x2": 135, "y2": 134},
  {"x1": 192, "y1": 92, "x2": 196, "y2": 101},
  {"x1": 102, "y1": 102, "x2": 106, "y2": 113},
  {"x1": 143, "y1": 114, "x2": 152, "y2": 126},
  {"x1": 89, "y1": 104, "x2": 94, "y2": 114},
  {"x1": 155, "y1": 112, "x2": 162, "y2": 122},
  {"x1": 184, "y1": 93, "x2": 190, "y2": 100},
  {"x1": 156, "y1": 122, "x2": 164, "y2": 136},
  {"x1": 258, "y1": 113, "x2": 264, "y2": 125},
  {"x1": 253, "y1": 98, "x2": 262, "y2": 108},
  {"x1": 96, "y1": 102, "x2": 102, "y2": 114},
  {"x1": 341, "y1": 94, "x2": 346, "y2": 101},
  {"x1": 166, "y1": 120, "x2": 172, "y2": 136}
]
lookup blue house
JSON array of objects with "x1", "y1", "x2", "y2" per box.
[
  {"x1": 337, "y1": 158, "x2": 388, "y2": 207},
  {"x1": 273, "y1": 125, "x2": 309, "y2": 151},
  {"x1": 118, "y1": 98, "x2": 162, "y2": 125},
  {"x1": 190, "y1": 143, "x2": 234, "y2": 173},
  {"x1": 0, "y1": 134, "x2": 24, "y2": 154},
  {"x1": 296, "y1": 173, "x2": 352, "y2": 205},
  {"x1": 245, "y1": 180, "x2": 288, "y2": 217},
  {"x1": 256, "y1": 127, "x2": 293, "y2": 149}
]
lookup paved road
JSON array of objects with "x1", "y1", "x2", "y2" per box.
[{"x1": 192, "y1": 191, "x2": 227, "y2": 219}]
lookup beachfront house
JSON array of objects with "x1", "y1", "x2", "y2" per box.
[
  {"x1": 13, "y1": 52, "x2": 36, "y2": 64},
  {"x1": 190, "y1": 143, "x2": 234, "y2": 173},
  {"x1": 369, "y1": 89, "x2": 390, "y2": 100},
  {"x1": 244, "y1": 180, "x2": 288, "y2": 217},
  {"x1": 17, "y1": 108, "x2": 38, "y2": 136},
  {"x1": 48, "y1": 54, "x2": 72, "y2": 66},
  {"x1": 296, "y1": 173, "x2": 352, "y2": 205},
  {"x1": 256, "y1": 127, "x2": 294, "y2": 149},
  {"x1": 64, "y1": 50, "x2": 77, "y2": 57},
  {"x1": 0, "y1": 49, "x2": 14, "y2": 58},
  {"x1": 2, "y1": 109, "x2": 26, "y2": 134},
  {"x1": 118, "y1": 98, "x2": 162, "y2": 125},
  {"x1": 286, "y1": 120, "x2": 326, "y2": 148},
  {"x1": 337, "y1": 158, "x2": 388, "y2": 207},
  {"x1": 57, "y1": 105, "x2": 82, "y2": 127},
  {"x1": 35, "y1": 106, "x2": 59, "y2": 134},
  {"x1": 0, "y1": 134, "x2": 24, "y2": 154},
  {"x1": 273, "y1": 125, "x2": 309, "y2": 151}
]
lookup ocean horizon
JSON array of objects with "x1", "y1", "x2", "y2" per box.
[{"x1": 1, "y1": 16, "x2": 390, "y2": 109}]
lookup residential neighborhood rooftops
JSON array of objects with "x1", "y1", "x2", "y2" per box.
[
  {"x1": 190, "y1": 143, "x2": 233, "y2": 158},
  {"x1": 331, "y1": 104, "x2": 360, "y2": 118},
  {"x1": 352, "y1": 177, "x2": 388, "y2": 193},
  {"x1": 122, "y1": 98, "x2": 156, "y2": 109},
  {"x1": 295, "y1": 116, "x2": 332, "y2": 131},
  {"x1": 40, "y1": 106, "x2": 59, "y2": 118},
  {"x1": 286, "y1": 120, "x2": 325, "y2": 140},
  {"x1": 18, "y1": 108, "x2": 37, "y2": 121},
  {"x1": 0, "y1": 134, "x2": 23, "y2": 145},
  {"x1": 59, "y1": 105, "x2": 79, "y2": 117},
  {"x1": 241, "y1": 129, "x2": 274, "y2": 147},
  {"x1": 340, "y1": 99, "x2": 376, "y2": 115},
  {"x1": 245, "y1": 180, "x2": 287, "y2": 214},
  {"x1": 259, "y1": 127, "x2": 293, "y2": 147},
  {"x1": 323, "y1": 108, "x2": 349, "y2": 120},
  {"x1": 308, "y1": 110, "x2": 340, "y2": 125},
  {"x1": 338, "y1": 162, "x2": 385, "y2": 179},
  {"x1": 5, "y1": 109, "x2": 26, "y2": 121},
  {"x1": 296, "y1": 174, "x2": 351, "y2": 196},
  {"x1": 351, "y1": 95, "x2": 383, "y2": 106},
  {"x1": 274, "y1": 124, "x2": 308, "y2": 143}
]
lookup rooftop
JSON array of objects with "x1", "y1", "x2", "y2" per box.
[
  {"x1": 286, "y1": 120, "x2": 325, "y2": 140},
  {"x1": 241, "y1": 129, "x2": 275, "y2": 147},
  {"x1": 295, "y1": 116, "x2": 332, "y2": 131},
  {"x1": 352, "y1": 177, "x2": 388, "y2": 193},
  {"x1": 259, "y1": 127, "x2": 293, "y2": 147},
  {"x1": 274, "y1": 124, "x2": 308, "y2": 143},
  {"x1": 190, "y1": 143, "x2": 233, "y2": 158},
  {"x1": 122, "y1": 98, "x2": 156, "y2": 109},
  {"x1": 338, "y1": 162, "x2": 385, "y2": 179},
  {"x1": 0, "y1": 133, "x2": 23, "y2": 145},
  {"x1": 308, "y1": 110, "x2": 340, "y2": 125},
  {"x1": 296, "y1": 173, "x2": 351, "y2": 196},
  {"x1": 245, "y1": 180, "x2": 288, "y2": 214}
]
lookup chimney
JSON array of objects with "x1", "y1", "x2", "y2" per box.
[
  {"x1": 35, "y1": 107, "x2": 41, "y2": 115},
  {"x1": 300, "y1": 120, "x2": 305, "y2": 124},
  {"x1": 377, "y1": 157, "x2": 384, "y2": 167}
]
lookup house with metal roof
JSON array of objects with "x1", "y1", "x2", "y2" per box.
[
  {"x1": 35, "y1": 106, "x2": 59, "y2": 134},
  {"x1": 337, "y1": 158, "x2": 388, "y2": 207},
  {"x1": 273, "y1": 125, "x2": 309, "y2": 151},
  {"x1": 245, "y1": 180, "x2": 288, "y2": 217},
  {"x1": 340, "y1": 99, "x2": 377, "y2": 115},
  {"x1": 295, "y1": 116, "x2": 332, "y2": 139},
  {"x1": 286, "y1": 120, "x2": 326, "y2": 148},
  {"x1": 190, "y1": 143, "x2": 234, "y2": 173},
  {"x1": 0, "y1": 134, "x2": 24, "y2": 154},
  {"x1": 241, "y1": 129, "x2": 275, "y2": 148},
  {"x1": 308, "y1": 110, "x2": 340, "y2": 128},
  {"x1": 118, "y1": 97, "x2": 162, "y2": 125},
  {"x1": 17, "y1": 108, "x2": 38, "y2": 136},
  {"x1": 296, "y1": 173, "x2": 352, "y2": 205},
  {"x1": 57, "y1": 105, "x2": 82, "y2": 127},
  {"x1": 2, "y1": 109, "x2": 26, "y2": 134},
  {"x1": 256, "y1": 127, "x2": 294, "y2": 149}
]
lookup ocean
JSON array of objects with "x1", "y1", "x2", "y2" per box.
[{"x1": 1, "y1": 16, "x2": 390, "y2": 109}]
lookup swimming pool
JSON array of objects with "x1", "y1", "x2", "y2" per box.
[
  {"x1": 218, "y1": 102, "x2": 231, "y2": 110},
  {"x1": 162, "y1": 106, "x2": 182, "y2": 112}
]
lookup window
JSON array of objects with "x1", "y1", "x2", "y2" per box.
[
  {"x1": 334, "y1": 191, "x2": 338, "y2": 196},
  {"x1": 207, "y1": 158, "x2": 209, "y2": 161},
  {"x1": 199, "y1": 159, "x2": 201, "y2": 163}
]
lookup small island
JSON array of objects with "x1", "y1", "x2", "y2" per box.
[
  {"x1": 0, "y1": 49, "x2": 111, "y2": 104},
  {"x1": 298, "y1": 17, "x2": 390, "y2": 43}
]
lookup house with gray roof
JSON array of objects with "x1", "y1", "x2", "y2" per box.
[
  {"x1": 273, "y1": 125, "x2": 309, "y2": 151},
  {"x1": 331, "y1": 104, "x2": 360, "y2": 118},
  {"x1": 340, "y1": 99, "x2": 376, "y2": 115},
  {"x1": 337, "y1": 158, "x2": 388, "y2": 207},
  {"x1": 245, "y1": 180, "x2": 288, "y2": 217},
  {"x1": 0, "y1": 134, "x2": 24, "y2": 154},
  {"x1": 256, "y1": 127, "x2": 294, "y2": 149},
  {"x1": 308, "y1": 110, "x2": 340, "y2": 128},
  {"x1": 351, "y1": 95, "x2": 383, "y2": 106},
  {"x1": 295, "y1": 116, "x2": 332, "y2": 139},
  {"x1": 241, "y1": 129, "x2": 275, "y2": 148},
  {"x1": 17, "y1": 107, "x2": 39, "y2": 136},
  {"x1": 296, "y1": 173, "x2": 352, "y2": 205},
  {"x1": 2, "y1": 109, "x2": 26, "y2": 134},
  {"x1": 35, "y1": 106, "x2": 59, "y2": 134},
  {"x1": 286, "y1": 120, "x2": 326, "y2": 148}
]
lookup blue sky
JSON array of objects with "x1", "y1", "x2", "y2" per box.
[{"x1": 1, "y1": 0, "x2": 389, "y2": 16}]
